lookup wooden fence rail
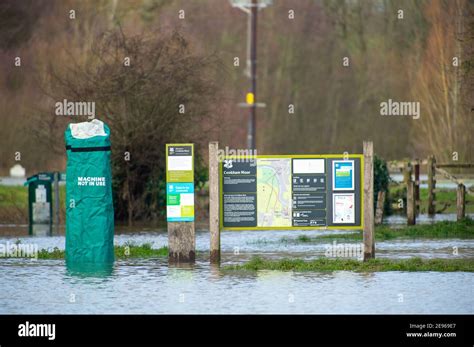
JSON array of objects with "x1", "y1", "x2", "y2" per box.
[
  {"x1": 394, "y1": 156, "x2": 473, "y2": 225},
  {"x1": 437, "y1": 163, "x2": 474, "y2": 169}
]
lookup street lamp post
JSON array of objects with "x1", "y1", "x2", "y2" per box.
[
  {"x1": 249, "y1": 0, "x2": 257, "y2": 150},
  {"x1": 231, "y1": 0, "x2": 272, "y2": 150}
]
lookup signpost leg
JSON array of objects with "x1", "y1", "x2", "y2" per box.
[
  {"x1": 414, "y1": 160, "x2": 420, "y2": 215},
  {"x1": 407, "y1": 181, "x2": 416, "y2": 225},
  {"x1": 427, "y1": 155, "x2": 436, "y2": 216},
  {"x1": 209, "y1": 142, "x2": 220, "y2": 264},
  {"x1": 457, "y1": 183, "x2": 466, "y2": 221},
  {"x1": 363, "y1": 141, "x2": 375, "y2": 261},
  {"x1": 168, "y1": 222, "x2": 195, "y2": 263}
]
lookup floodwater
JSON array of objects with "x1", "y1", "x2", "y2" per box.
[
  {"x1": 390, "y1": 173, "x2": 473, "y2": 189},
  {"x1": 0, "y1": 228, "x2": 473, "y2": 314},
  {"x1": 384, "y1": 213, "x2": 474, "y2": 225}
]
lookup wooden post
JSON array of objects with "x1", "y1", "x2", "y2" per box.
[
  {"x1": 427, "y1": 155, "x2": 436, "y2": 216},
  {"x1": 168, "y1": 222, "x2": 195, "y2": 263},
  {"x1": 407, "y1": 181, "x2": 416, "y2": 225},
  {"x1": 363, "y1": 141, "x2": 375, "y2": 261},
  {"x1": 375, "y1": 190, "x2": 385, "y2": 225},
  {"x1": 209, "y1": 142, "x2": 220, "y2": 264},
  {"x1": 414, "y1": 160, "x2": 420, "y2": 215},
  {"x1": 457, "y1": 184, "x2": 466, "y2": 221},
  {"x1": 53, "y1": 172, "x2": 60, "y2": 235},
  {"x1": 403, "y1": 161, "x2": 412, "y2": 186}
]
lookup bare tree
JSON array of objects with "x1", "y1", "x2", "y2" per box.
[
  {"x1": 43, "y1": 29, "x2": 223, "y2": 225},
  {"x1": 411, "y1": 0, "x2": 473, "y2": 162}
]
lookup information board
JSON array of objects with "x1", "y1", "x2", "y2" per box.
[
  {"x1": 220, "y1": 155, "x2": 363, "y2": 230},
  {"x1": 166, "y1": 144, "x2": 194, "y2": 222}
]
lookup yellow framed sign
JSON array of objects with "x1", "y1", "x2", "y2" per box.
[
  {"x1": 166, "y1": 144, "x2": 194, "y2": 222},
  {"x1": 219, "y1": 155, "x2": 364, "y2": 230}
]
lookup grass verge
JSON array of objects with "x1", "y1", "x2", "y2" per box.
[
  {"x1": 224, "y1": 256, "x2": 474, "y2": 272},
  {"x1": 33, "y1": 243, "x2": 168, "y2": 259}
]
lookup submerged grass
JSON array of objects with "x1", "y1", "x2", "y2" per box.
[
  {"x1": 287, "y1": 218, "x2": 474, "y2": 243},
  {"x1": 224, "y1": 256, "x2": 474, "y2": 272},
  {"x1": 34, "y1": 243, "x2": 168, "y2": 259}
]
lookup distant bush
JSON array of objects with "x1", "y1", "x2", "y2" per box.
[{"x1": 374, "y1": 155, "x2": 391, "y2": 215}]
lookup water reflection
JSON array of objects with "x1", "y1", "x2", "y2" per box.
[
  {"x1": 208, "y1": 263, "x2": 224, "y2": 281},
  {"x1": 168, "y1": 262, "x2": 196, "y2": 270},
  {"x1": 0, "y1": 258, "x2": 472, "y2": 314},
  {"x1": 66, "y1": 261, "x2": 114, "y2": 278}
]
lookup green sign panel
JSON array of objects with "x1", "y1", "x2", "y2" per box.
[{"x1": 166, "y1": 144, "x2": 194, "y2": 222}]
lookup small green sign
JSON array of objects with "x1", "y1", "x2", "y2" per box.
[{"x1": 167, "y1": 193, "x2": 180, "y2": 205}]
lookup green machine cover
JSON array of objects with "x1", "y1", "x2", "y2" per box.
[{"x1": 65, "y1": 119, "x2": 114, "y2": 265}]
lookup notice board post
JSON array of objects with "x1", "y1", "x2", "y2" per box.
[
  {"x1": 209, "y1": 142, "x2": 220, "y2": 264},
  {"x1": 166, "y1": 144, "x2": 195, "y2": 264},
  {"x1": 363, "y1": 141, "x2": 375, "y2": 260}
]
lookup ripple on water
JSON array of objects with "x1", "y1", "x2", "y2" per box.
[
  {"x1": 0, "y1": 258, "x2": 473, "y2": 314},
  {"x1": 0, "y1": 228, "x2": 473, "y2": 314}
]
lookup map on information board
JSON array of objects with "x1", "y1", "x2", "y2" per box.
[{"x1": 256, "y1": 158, "x2": 292, "y2": 227}]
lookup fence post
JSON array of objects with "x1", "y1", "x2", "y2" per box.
[
  {"x1": 407, "y1": 181, "x2": 416, "y2": 225},
  {"x1": 457, "y1": 184, "x2": 466, "y2": 221},
  {"x1": 209, "y1": 142, "x2": 221, "y2": 264},
  {"x1": 427, "y1": 155, "x2": 436, "y2": 216},
  {"x1": 375, "y1": 190, "x2": 385, "y2": 225},
  {"x1": 403, "y1": 161, "x2": 412, "y2": 186},
  {"x1": 414, "y1": 159, "x2": 420, "y2": 215},
  {"x1": 363, "y1": 141, "x2": 375, "y2": 261}
]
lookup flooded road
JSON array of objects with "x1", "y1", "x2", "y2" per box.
[{"x1": 0, "y1": 229, "x2": 473, "y2": 314}]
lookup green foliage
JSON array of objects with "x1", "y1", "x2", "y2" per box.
[
  {"x1": 297, "y1": 235, "x2": 311, "y2": 243},
  {"x1": 0, "y1": 186, "x2": 28, "y2": 208},
  {"x1": 374, "y1": 155, "x2": 391, "y2": 214},
  {"x1": 194, "y1": 151, "x2": 209, "y2": 191},
  {"x1": 114, "y1": 243, "x2": 168, "y2": 258},
  {"x1": 225, "y1": 256, "x2": 474, "y2": 272},
  {"x1": 389, "y1": 185, "x2": 406, "y2": 214}
]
